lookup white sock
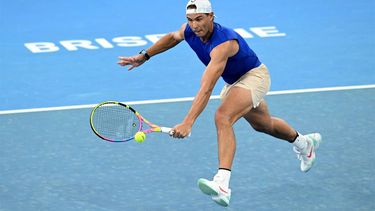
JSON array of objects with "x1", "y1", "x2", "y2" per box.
[
  {"x1": 293, "y1": 133, "x2": 307, "y2": 150},
  {"x1": 214, "y1": 169, "x2": 231, "y2": 188}
]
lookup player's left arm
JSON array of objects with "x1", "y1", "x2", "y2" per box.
[
  {"x1": 118, "y1": 23, "x2": 186, "y2": 70},
  {"x1": 172, "y1": 40, "x2": 239, "y2": 138}
]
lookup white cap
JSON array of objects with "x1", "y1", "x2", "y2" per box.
[{"x1": 186, "y1": 0, "x2": 213, "y2": 14}]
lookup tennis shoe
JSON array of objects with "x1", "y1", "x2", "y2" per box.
[
  {"x1": 197, "y1": 178, "x2": 231, "y2": 207},
  {"x1": 294, "y1": 133, "x2": 322, "y2": 172}
]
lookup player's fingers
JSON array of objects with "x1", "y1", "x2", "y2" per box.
[
  {"x1": 117, "y1": 57, "x2": 130, "y2": 65},
  {"x1": 118, "y1": 56, "x2": 127, "y2": 63},
  {"x1": 169, "y1": 129, "x2": 175, "y2": 137},
  {"x1": 118, "y1": 56, "x2": 134, "y2": 62},
  {"x1": 173, "y1": 131, "x2": 186, "y2": 139},
  {"x1": 171, "y1": 129, "x2": 181, "y2": 139},
  {"x1": 117, "y1": 61, "x2": 125, "y2": 66},
  {"x1": 171, "y1": 129, "x2": 177, "y2": 138}
]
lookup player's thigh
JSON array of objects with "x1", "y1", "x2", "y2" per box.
[{"x1": 216, "y1": 86, "x2": 254, "y2": 124}]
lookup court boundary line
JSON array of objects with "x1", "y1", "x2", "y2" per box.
[{"x1": 1, "y1": 84, "x2": 374, "y2": 115}]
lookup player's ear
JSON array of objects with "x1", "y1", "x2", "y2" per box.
[{"x1": 210, "y1": 12, "x2": 214, "y2": 21}]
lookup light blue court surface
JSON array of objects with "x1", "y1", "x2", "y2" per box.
[
  {"x1": 1, "y1": 89, "x2": 374, "y2": 210},
  {"x1": 0, "y1": 0, "x2": 374, "y2": 210},
  {"x1": 1, "y1": 0, "x2": 374, "y2": 110}
]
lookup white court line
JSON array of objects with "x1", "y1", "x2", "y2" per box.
[{"x1": 0, "y1": 84, "x2": 374, "y2": 115}]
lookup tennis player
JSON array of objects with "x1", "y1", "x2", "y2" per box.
[{"x1": 118, "y1": 0, "x2": 322, "y2": 207}]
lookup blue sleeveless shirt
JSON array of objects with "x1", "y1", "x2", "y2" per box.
[{"x1": 184, "y1": 23, "x2": 261, "y2": 84}]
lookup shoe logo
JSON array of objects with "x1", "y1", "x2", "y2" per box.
[
  {"x1": 219, "y1": 186, "x2": 228, "y2": 194},
  {"x1": 307, "y1": 147, "x2": 313, "y2": 158}
]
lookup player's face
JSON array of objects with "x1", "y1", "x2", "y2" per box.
[{"x1": 186, "y1": 13, "x2": 214, "y2": 40}]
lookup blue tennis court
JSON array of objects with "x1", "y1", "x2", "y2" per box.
[{"x1": 1, "y1": 0, "x2": 374, "y2": 210}]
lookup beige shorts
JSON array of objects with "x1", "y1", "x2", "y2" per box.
[{"x1": 220, "y1": 64, "x2": 271, "y2": 108}]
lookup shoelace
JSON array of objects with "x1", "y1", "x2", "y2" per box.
[{"x1": 293, "y1": 146, "x2": 303, "y2": 160}]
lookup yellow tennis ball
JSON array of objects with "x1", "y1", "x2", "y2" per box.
[{"x1": 134, "y1": 131, "x2": 146, "y2": 143}]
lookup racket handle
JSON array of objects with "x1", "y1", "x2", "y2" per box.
[
  {"x1": 160, "y1": 127, "x2": 191, "y2": 137},
  {"x1": 160, "y1": 127, "x2": 173, "y2": 134}
]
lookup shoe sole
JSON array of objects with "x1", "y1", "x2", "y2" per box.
[
  {"x1": 197, "y1": 178, "x2": 218, "y2": 196},
  {"x1": 212, "y1": 195, "x2": 229, "y2": 207},
  {"x1": 197, "y1": 179, "x2": 229, "y2": 207}
]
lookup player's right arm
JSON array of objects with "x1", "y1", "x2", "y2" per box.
[{"x1": 117, "y1": 23, "x2": 187, "y2": 70}]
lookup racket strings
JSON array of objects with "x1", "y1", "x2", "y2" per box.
[{"x1": 92, "y1": 104, "x2": 139, "y2": 141}]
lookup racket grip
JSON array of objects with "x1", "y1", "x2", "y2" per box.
[
  {"x1": 160, "y1": 127, "x2": 172, "y2": 134},
  {"x1": 160, "y1": 127, "x2": 191, "y2": 137}
]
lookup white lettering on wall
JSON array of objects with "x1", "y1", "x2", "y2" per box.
[
  {"x1": 250, "y1": 26, "x2": 287, "y2": 37},
  {"x1": 24, "y1": 42, "x2": 60, "y2": 53},
  {"x1": 24, "y1": 26, "x2": 286, "y2": 53}
]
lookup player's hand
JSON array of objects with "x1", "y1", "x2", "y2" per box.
[
  {"x1": 171, "y1": 123, "x2": 192, "y2": 139},
  {"x1": 117, "y1": 54, "x2": 146, "y2": 70}
]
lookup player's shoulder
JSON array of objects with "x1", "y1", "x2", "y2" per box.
[
  {"x1": 213, "y1": 23, "x2": 238, "y2": 40},
  {"x1": 181, "y1": 23, "x2": 195, "y2": 39},
  {"x1": 181, "y1": 23, "x2": 188, "y2": 29},
  {"x1": 214, "y1": 23, "x2": 235, "y2": 34},
  {"x1": 177, "y1": 23, "x2": 189, "y2": 34},
  {"x1": 181, "y1": 23, "x2": 189, "y2": 32},
  {"x1": 171, "y1": 23, "x2": 188, "y2": 41}
]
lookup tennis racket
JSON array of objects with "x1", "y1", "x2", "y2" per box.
[{"x1": 90, "y1": 101, "x2": 178, "y2": 142}]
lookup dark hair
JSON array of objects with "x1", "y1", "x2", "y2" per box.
[{"x1": 187, "y1": 4, "x2": 197, "y2": 10}]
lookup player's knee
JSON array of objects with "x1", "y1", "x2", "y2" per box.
[{"x1": 215, "y1": 109, "x2": 232, "y2": 127}]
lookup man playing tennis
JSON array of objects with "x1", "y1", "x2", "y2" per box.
[{"x1": 118, "y1": 0, "x2": 322, "y2": 207}]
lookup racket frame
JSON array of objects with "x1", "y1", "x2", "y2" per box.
[{"x1": 90, "y1": 101, "x2": 171, "y2": 142}]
